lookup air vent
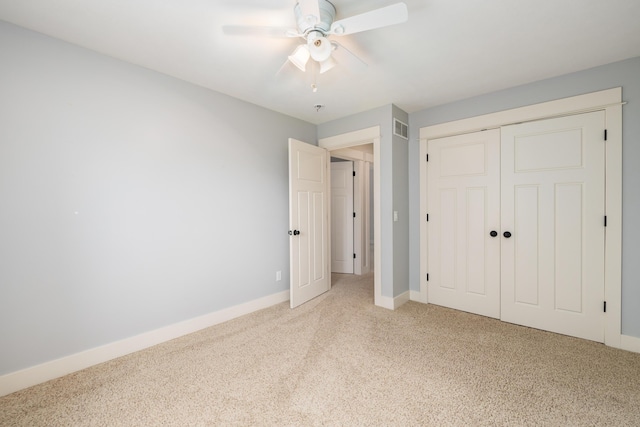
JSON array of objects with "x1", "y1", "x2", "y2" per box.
[{"x1": 394, "y1": 118, "x2": 408, "y2": 140}]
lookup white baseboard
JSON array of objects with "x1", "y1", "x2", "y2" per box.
[
  {"x1": 410, "y1": 290, "x2": 427, "y2": 304},
  {"x1": 375, "y1": 295, "x2": 395, "y2": 310},
  {"x1": 0, "y1": 289, "x2": 290, "y2": 397},
  {"x1": 393, "y1": 291, "x2": 410, "y2": 309},
  {"x1": 621, "y1": 334, "x2": 640, "y2": 354},
  {"x1": 376, "y1": 291, "x2": 410, "y2": 310}
]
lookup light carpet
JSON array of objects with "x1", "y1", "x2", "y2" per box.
[{"x1": 1, "y1": 273, "x2": 640, "y2": 426}]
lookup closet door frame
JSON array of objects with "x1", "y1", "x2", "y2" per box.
[{"x1": 418, "y1": 88, "x2": 622, "y2": 349}]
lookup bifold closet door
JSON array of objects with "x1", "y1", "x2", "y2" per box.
[
  {"x1": 427, "y1": 129, "x2": 501, "y2": 319},
  {"x1": 500, "y1": 111, "x2": 606, "y2": 342}
]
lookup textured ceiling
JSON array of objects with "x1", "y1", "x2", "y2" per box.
[{"x1": 1, "y1": 0, "x2": 639, "y2": 124}]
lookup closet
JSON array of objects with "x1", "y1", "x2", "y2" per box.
[{"x1": 423, "y1": 109, "x2": 607, "y2": 342}]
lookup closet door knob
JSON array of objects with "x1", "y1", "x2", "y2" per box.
[
  {"x1": 490, "y1": 230, "x2": 498, "y2": 237},
  {"x1": 503, "y1": 231, "x2": 512, "y2": 238}
]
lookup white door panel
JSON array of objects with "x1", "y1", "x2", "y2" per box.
[
  {"x1": 331, "y1": 161, "x2": 354, "y2": 273},
  {"x1": 289, "y1": 139, "x2": 330, "y2": 308},
  {"x1": 427, "y1": 129, "x2": 501, "y2": 319},
  {"x1": 501, "y1": 111, "x2": 605, "y2": 342},
  {"x1": 427, "y1": 113, "x2": 605, "y2": 341}
]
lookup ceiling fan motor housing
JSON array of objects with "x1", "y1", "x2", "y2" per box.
[{"x1": 294, "y1": 0, "x2": 336, "y2": 35}]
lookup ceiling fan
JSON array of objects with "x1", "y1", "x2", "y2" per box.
[{"x1": 224, "y1": 0, "x2": 408, "y2": 75}]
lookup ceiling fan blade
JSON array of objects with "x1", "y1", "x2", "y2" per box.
[
  {"x1": 298, "y1": 0, "x2": 321, "y2": 23},
  {"x1": 330, "y1": 2, "x2": 408, "y2": 36},
  {"x1": 222, "y1": 25, "x2": 300, "y2": 38},
  {"x1": 330, "y1": 41, "x2": 367, "y2": 73}
]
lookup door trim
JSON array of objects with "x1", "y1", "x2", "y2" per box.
[
  {"x1": 419, "y1": 88, "x2": 623, "y2": 349},
  {"x1": 319, "y1": 126, "x2": 382, "y2": 308}
]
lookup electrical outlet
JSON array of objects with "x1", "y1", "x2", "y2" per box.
[{"x1": 276, "y1": 271, "x2": 282, "y2": 281}]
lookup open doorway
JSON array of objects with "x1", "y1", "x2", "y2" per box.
[
  {"x1": 330, "y1": 147, "x2": 373, "y2": 276},
  {"x1": 319, "y1": 126, "x2": 382, "y2": 307},
  {"x1": 330, "y1": 158, "x2": 355, "y2": 274}
]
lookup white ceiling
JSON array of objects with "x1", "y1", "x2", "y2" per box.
[{"x1": 1, "y1": 0, "x2": 639, "y2": 124}]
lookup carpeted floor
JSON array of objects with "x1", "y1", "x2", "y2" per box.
[{"x1": 2, "y1": 272, "x2": 640, "y2": 426}]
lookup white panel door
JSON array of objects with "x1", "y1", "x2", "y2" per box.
[
  {"x1": 427, "y1": 129, "x2": 501, "y2": 318},
  {"x1": 331, "y1": 161, "x2": 354, "y2": 274},
  {"x1": 289, "y1": 138, "x2": 330, "y2": 308},
  {"x1": 501, "y1": 111, "x2": 605, "y2": 342}
]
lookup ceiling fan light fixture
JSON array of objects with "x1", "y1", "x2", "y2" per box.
[
  {"x1": 319, "y1": 56, "x2": 336, "y2": 74},
  {"x1": 308, "y1": 35, "x2": 332, "y2": 62},
  {"x1": 288, "y1": 45, "x2": 310, "y2": 71},
  {"x1": 227, "y1": 1, "x2": 407, "y2": 79}
]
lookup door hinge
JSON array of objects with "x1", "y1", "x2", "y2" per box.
[
  {"x1": 353, "y1": 171, "x2": 356, "y2": 177},
  {"x1": 604, "y1": 301, "x2": 607, "y2": 313},
  {"x1": 426, "y1": 213, "x2": 429, "y2": 222},
  {"x1": 353, "y1": 253, "x2": 356, "y2": 259},
  {"x1": 353, "y1": 212, "x2": 356, "y2": 218},
  {"x1": 426, "y1": 153, "x2": 429, "y2": 162},
  {"x1": 604, "y1": 129, "x2": 608, "y2": 141},
  {"x1": 426, "y1": 273, "x2": 430, "y2": 282},
  {"x1": 604, "y1": 215, "x2": 607, "y2": 227}
]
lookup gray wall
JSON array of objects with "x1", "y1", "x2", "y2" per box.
[
  {"x1": 408, "y1": 57, "x2": 640, "y2": 338},
  {"x1": 0, "y1": 21, "x2": 316, "y2": 375},
  {"x1": 2, "y1": 19, "x2": 637, "y2": 379},
  {"x1": 318, "y1": 105, "x2": 394, "y2": 297},
  {"x1": 318, "y1": 104, "x2": 410, "y2": 298},
  {"x1": 391, "y1": 105, "x2": 410, "y2": 296}
]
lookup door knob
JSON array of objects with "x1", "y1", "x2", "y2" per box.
[
  {"x1": 503, "y1": 231, "x2": 512, "y2": 238},
  {"x1": 490, "y1": 230, "x2": 498, "y2": 237},
  {"x1": 289, "y1": 230, "x2": 300, "y2": 236}
]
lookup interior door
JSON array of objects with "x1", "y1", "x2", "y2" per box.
[
  {"x1": 331, "y1": 161, "x2": 354, "y2": 274},
  {"x1": 427, "y1": 129, "x2": 501, "y2": 318},
  {"x1": 500, "y1": 111, "x2": 606, "y2": 342},
  {"x1": 289, "y1": 138, "x2": 330, "y2": 308}
]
